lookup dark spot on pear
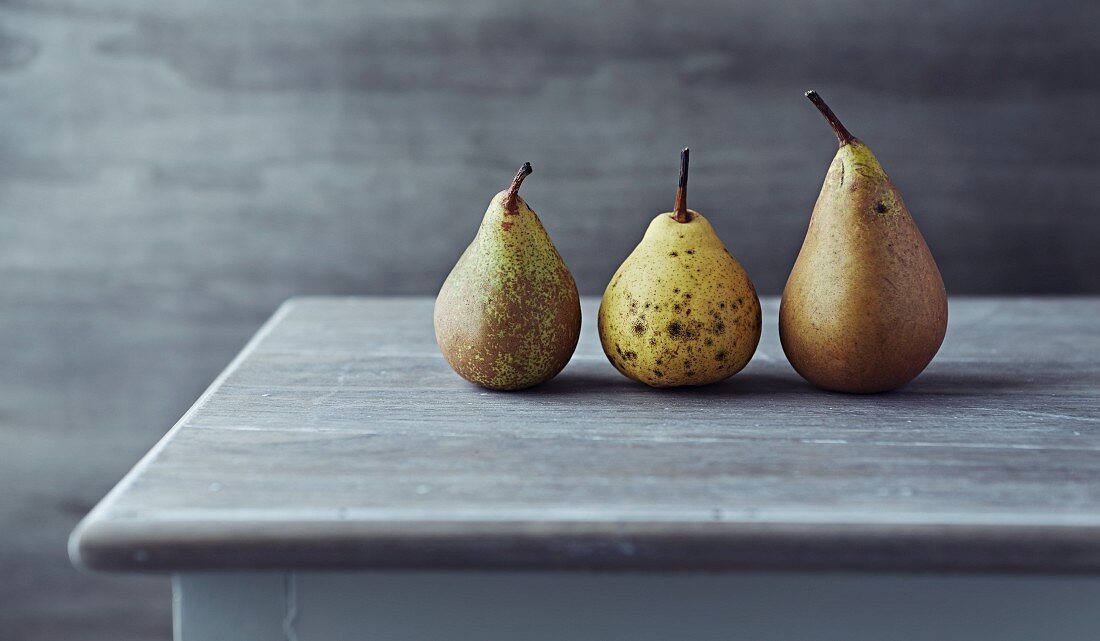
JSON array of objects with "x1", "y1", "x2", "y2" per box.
[
  {"x1": 704, "y1": 338, "x2": 713, "y2": 346},
  {"x1": 686, "y1": 249, "x2": 695, "y2": 255},
  {"x1": 713, "y1": 321, "x2": 726, "y2": 335},
  {"x1": 653, "y1": 370, "x2": 664, "y2": 378},
  {"x1": 669, "y1": 251, "x2": 679, "y2": 257},
  {"x1": 623, "y1": 350, "x2": 637, "y2": 361},
  {"x1": 719, "y1": 302, "x2": 726, "y2": 309},
  {"x1": 685, "y1": 370, "x2": 695, "y2": 377},
  {"x1": 875, "y1": 202, "x2": 888, "y2": 214},
  {"x1": 673, "y1": 288, "x2": 680, "y2": 293},
  {"x1": 673, "y1": 304, "x2": 681, "y2": 312},
  {"x1": 715, "y1": 351, "x2": 727, "y2": 361},
  {"x1": 632, "y1": 322, "x2": 646, "y2": 335},
  {"x1": 649, "y1": 338, "x2": 657, "y2": 346},
  {"x1": 667, "y1": 321, "x2": 683, "y2": 338}
]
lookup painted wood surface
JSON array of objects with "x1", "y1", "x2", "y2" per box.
[{"x1": 72, "y1": 297, "x2": 1100, "y2": 573}]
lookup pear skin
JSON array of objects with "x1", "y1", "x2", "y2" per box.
[
  {"x1": 599, "y1": 149, "x2": 761, "y2": 387},
  {"x1": 780, "y1": 92, "x2": 947, "y2": 393},
  {"x1": 435, "y1": 163, "x2": 581, "y2": 390}
]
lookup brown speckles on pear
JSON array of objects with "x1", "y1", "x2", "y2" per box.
[
  {"x1": 435, "y1": 162, "x2": 581, "y2": 390},
  {"x1": 597, "y1": 211, "x2": 760, "y2": 388}
]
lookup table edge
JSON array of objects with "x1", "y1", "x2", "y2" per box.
[
  {"x1": 71, "y1": 518, "x2": 1100, "y2": 575},
  {"x1": 68, "y1": 299, "x2": 299, "y2": 573}
]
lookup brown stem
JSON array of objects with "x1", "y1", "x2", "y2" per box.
[
  {"x1": 671, "y1": 148, "x2": 691, "y2": 223},
  {"x1": 805, "y1": 90, "x2": 855, "y2": 147},
  {"x1": 504, "y1": 162, "x2": 533, "y2": 214}
]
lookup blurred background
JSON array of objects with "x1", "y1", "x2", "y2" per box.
[{"x1": 2, "y1": 0, "x2": 1098, "y2": 638}]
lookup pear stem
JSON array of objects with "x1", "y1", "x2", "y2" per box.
[
  {"x1": 672, "y1": 148, "x2": 691, "y2": 223},
  {"x1": 805, "y1": 90, "x2": 855, "y2": 147},
  {"x1": 503, "y1": 162, "x2": 533, "y2": 214}
]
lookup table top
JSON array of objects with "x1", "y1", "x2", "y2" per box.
[{"x1": 71, "y1": 297, "x2": 1100, "y2": 574}]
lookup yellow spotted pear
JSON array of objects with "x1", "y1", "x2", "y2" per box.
[{"x1": 599, "y1": 149, "x2": 761, "y2": 387}]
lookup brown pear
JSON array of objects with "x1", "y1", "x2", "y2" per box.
[{"x1": 780, "y1": 91, "x2": 947, "y2": 393}]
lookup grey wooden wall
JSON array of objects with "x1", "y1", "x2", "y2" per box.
[{"x1": 1, "y1": 0, "x2": 1098, "y2": 638}]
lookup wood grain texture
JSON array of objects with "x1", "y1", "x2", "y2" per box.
[{"x1": 71, "y1": 297, "x2": 1100, "y2": 574}]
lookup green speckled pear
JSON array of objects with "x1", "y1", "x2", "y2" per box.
[
  {"x1": 599, "y1": 149, "x2": 761, "y2": 387},
  {"x1": 435, "y1": 163, "x2": 581, "y2": 390},
  {"x1": 780, "y1": 92, "x2": 947, "y2": 393}
]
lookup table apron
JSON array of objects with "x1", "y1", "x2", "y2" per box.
[{"x1": 174, "y1": 569, "x2": 1100, "y2": 641}]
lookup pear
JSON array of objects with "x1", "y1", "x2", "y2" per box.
[
  {"x1": 434, "y1": 163, "x2": 581, "y2": 390},
  {"x1": 599, "y1": 149, "x2": 761, "y2": 387},
  {"x1": 779, "y1": 91, "x2": 947, "y2": 393}
]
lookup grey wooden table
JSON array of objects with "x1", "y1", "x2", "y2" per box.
[{"x1": 71, "y1": 297, "x2": 1100, "y2": 641}]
